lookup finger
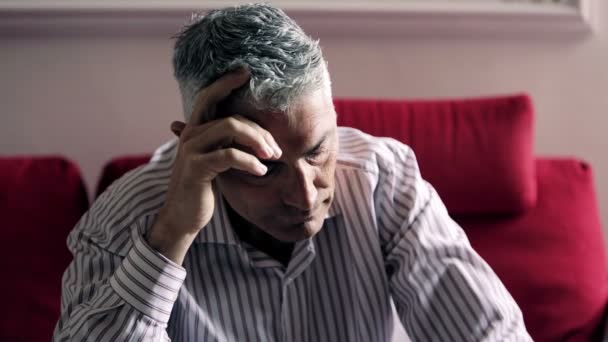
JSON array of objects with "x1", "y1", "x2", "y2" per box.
[
  {"x1": 234, "y1": 115, "x2": 282, "y2": 158},
  {"x1": 183, "y1": 116, "x2": 276, "y2": 160},
  {"x1": 178, "y1": 118, "x2": 223, "y2": 142},
  {"x1": 170, "y1": 121, "x2": 186, "y2": 137},
  {"x1": 189, "y1": 67, "x2": 250, "y2": 126},
  {"x1": 194, "y1": 148, "x2": 267, "y2": 181}
]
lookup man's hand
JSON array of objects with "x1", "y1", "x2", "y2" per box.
[{"x1": 146, "y1": 68, "x2": 282, "y2": 264}]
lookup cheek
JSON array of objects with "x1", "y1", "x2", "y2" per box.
[
  {"x1": 319, "y1": 152, "x2": 338, "y2": 186},
  {"x1": 216, "y1": 178, "x2": 279, "y2": 214}
]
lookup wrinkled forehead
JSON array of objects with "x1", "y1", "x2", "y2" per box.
[{"x1": 223, "y1": 87, "x2": 337, "y2": 150}]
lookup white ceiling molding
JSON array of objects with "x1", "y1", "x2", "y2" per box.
[{"x1": 0, "y1": 0, "x2": 594, "y2": 37}]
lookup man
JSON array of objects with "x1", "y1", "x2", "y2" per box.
[{"x1": 54, "y1": 4, "x2": 531, "y2": 341}]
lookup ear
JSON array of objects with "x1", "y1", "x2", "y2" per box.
[{"x1": 170, "y1": 121, "x2": 186, "y2": 137}]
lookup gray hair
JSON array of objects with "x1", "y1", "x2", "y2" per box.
[{"x1": 172, "y1": 3, "x2": 330, "y2": 121}]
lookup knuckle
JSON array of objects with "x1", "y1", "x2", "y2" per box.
[
  {"x1": 225, "y1": 118, "x2": 249, "y2": 138},
  {"x1": 223, "y1": 148, "x2": 238, "y2": 161},
  {"x1": 262, "y1": 130, "x2": 273, "y2": 142},
  {"x1": 224, "y1": 117, "x2": 239, "y2": 130}
]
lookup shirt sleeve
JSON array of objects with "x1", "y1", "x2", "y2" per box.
[
  {"x1": 53, "y1": 213, "x2": 186, "y2": 341},
  {"x1": 376, "y1": 141, "x2": 533, "y2": 341}
]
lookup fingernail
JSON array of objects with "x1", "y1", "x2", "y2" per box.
[
  {"x1": 257, "y1": 164, "x2": 268, "y2": 175},
  {"x1": 273, "y1": 144, "x2": 282, "y2": 158}
]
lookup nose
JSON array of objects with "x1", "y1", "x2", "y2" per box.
[{"x1": 281, "y1": 163, "x2": 318, "y2": 211}]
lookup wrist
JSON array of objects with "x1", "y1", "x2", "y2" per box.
[{"x1": 145, "y1": 216, "x2": 197, "y2": 265}]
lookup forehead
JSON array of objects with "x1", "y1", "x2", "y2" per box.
[{"x1": 236, "y1": 88, "x2": 336, "y2": 149}]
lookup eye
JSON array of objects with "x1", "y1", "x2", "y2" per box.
[
  {"x1": 227, "y1": 161, "x2": 280, "y2": 182},
  {"x1": 306, "y1": 148, "x2": 326, "y2": 163},
  {"x1": 256, "y1": 162, "x2": 280, "y2": 178},
  {"x1": 241, "y1": 161, "x2": 281, "y2": 182}
]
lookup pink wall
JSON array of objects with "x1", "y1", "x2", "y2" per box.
[{"x1": 1, "y1": 4, "x2": 606, "y2": 243}]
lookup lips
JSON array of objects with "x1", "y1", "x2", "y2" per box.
[
  {"x1": 279, "y1": 201, "x2": 329, "y2": 224},
  {"x1": 292, "y1": 216, "x2": 315, "y2": 224},
  {"x1": 281, "y1": 213, "x2": 316, "y2": 225}
]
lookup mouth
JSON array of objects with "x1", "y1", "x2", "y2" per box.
[
  {"x1": 291, "y1": 216, "x2": 315, "y2": 224},
  {"x1": 279, "y1": 198, "x2": 331, "y2": 225},
  {"x1": 280, "y1": 213, "x2": 315, "y2": 225},
  {"x1": 281, "y1": 209, "x2": 321, "y2": 225}
]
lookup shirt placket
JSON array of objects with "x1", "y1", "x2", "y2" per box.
[
  {"x1": 242, "y1": 239, "x2": 316, "y2": 342},
  {"x1": 281, "y1": 239, "x2": 316, "y2": 342}
]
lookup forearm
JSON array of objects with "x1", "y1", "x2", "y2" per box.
[
  {"x1": 54, "y1": 289, "x2": 170, "y2": 342},
  {"x1": 54, "y1": 235, "x2": 186, "y2": 341},
  {"x1": 378, "y1": 144, "x2": 531, "y2": 340},
  {"x1": 385, "y1": 187, "x2": 531, "y2": 341},
  {"x1": 388, "y1": 229, "x2": 530, "y2": 341}
]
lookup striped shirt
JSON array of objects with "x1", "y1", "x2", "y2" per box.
[{"x1": 54, "y1": 127, "x2": 531, "y2": 341}]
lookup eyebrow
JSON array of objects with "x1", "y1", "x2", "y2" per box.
[{"x1": 305, "y1": 132, "x2": 329, "y2": 155}]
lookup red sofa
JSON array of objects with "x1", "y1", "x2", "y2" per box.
[
  {"x1": 0, "y1": 157, "x2": 88, "y2": 342},
  {"x1": 3, "y1": 94, "x2": 607, "y2": 341}
]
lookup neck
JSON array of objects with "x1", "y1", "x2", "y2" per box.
[{"x1": 225, "y1": 201, "x2": 294, "y2": 267}]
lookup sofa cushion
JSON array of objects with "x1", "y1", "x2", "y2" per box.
[
  {"x1": 0, "y1": 156, "x2": 89, "y2": 341},
  {"x1": 457, "y1": 158, "x2": 608, "y2": 341},
  {"x1": 334, "y1": 94, "x2": 536, "y2": 215}
]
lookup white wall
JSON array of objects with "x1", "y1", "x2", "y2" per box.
[{"x1": 1, "y1": 3, "x2": 606, "y2": 231}]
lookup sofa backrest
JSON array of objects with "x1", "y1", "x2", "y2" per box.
[
  {"x1": 460, "y1": 158, "x2": 608, "y2": 341},
  {"x1": 95, "y1": 155, "x2": 152, "y2": 198},
  {"x1": 0, "y1": 156, "x2": 89, "y2": 341},
  {"x1": 334, "y1": 94, "x2": 536, "y2": 215}
]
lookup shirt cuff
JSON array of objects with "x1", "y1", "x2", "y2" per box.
[{"x1": 110, "y1": 236, "x2": 187, "y2": 324}]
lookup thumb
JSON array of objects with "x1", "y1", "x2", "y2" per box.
[{"x1": 170, "y1": 121, "x2": 186, "y2": 137}]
